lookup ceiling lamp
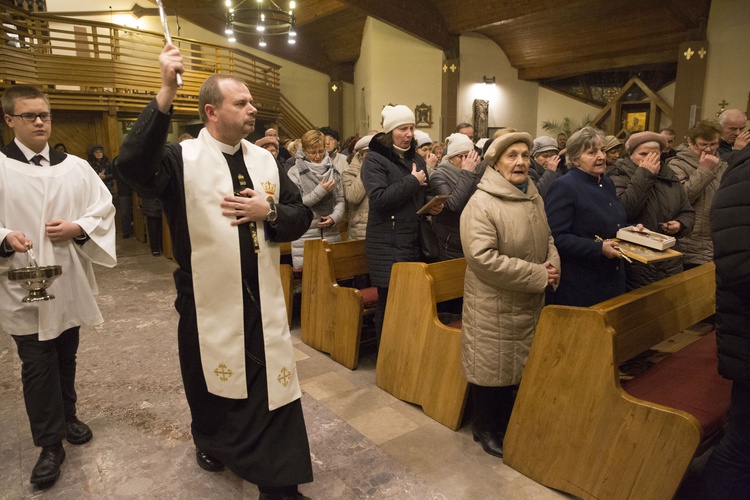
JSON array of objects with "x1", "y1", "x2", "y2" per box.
[{"x1": 225, "y1": 0, "x2": 297, "y2": 47}]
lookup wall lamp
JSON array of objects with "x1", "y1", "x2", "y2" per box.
[{"x1": 483, "y1": 75, "x2": 496, "y2": 85}]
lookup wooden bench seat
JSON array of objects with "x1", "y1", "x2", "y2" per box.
[
  {"x1": 300, "y1": 238, "x2": 375, "y2": 369},
  {"x1": 376, "y1": 258, "x2": 468, "y2": 430},
  {"x1": 502, "y1": 262, "x2": 728, "y2": 500}
]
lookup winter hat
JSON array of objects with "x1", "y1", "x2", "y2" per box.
[
  {"x1": 475, "y1": 138, "x2": 489, "y2": 150},
  {"x1": 255, "y1": 136, "x2": 279, "y2": 149},
  {"x1": 603, "y1": 135, "x2": 623, "y2": 152},
  {"x1": 445, "y1": 132, "x2": 474, "y2": 159},
  {"x1": 381, "y1": 105, "x2": 415, "y2": 133},
  {"x1": 484, "y1": 131, "x2": 533, "y2": 167},
  {"x1": 414, "y1": 130, "x2": 434, "y2": 148},
  {"x1": 625, "y1": 131, "x2": 666, "y2": 154},
  {"x1": 530, "y1": 136, "x2": 559, "y2": 157},
  {"x1": 354, "y1": 135, "x2": 374, "y2": 152}
]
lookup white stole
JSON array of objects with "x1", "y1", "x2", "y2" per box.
[{"x1": 181, "y1": 129, "x2": 300, "y2": 409}]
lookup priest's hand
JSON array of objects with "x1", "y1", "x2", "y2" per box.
[
  {"x1": 3, "y1": 231, "x2": 31, "y2": 253},
  {"x1": 156, "y1": 43, "x2": 184, "y2": 113},
  {"x1": 45, "y1": 219, "x2": 84, "y2": 243},
  {"x1": 222, "y1": 189, "x2": 270, "y2": 226}
]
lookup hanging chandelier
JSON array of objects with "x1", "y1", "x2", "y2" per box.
[{"x1": 224, "y1": 0, "x2": 297, "y2": 47}]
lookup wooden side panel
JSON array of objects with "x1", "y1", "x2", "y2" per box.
[
  {"x1": 503, "y1": 307, "x2": 701, "y2": 500},
  {"x1": 300, "y1": 239, "x2": 366, "y2": 369},
  {"x1": 376, "y1": 260, "x2": 468, "y2": 430}
]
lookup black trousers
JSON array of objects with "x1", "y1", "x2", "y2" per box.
[
  {"x1": 12, "y1": 327, "x2": 80, "y2": 447},
  {"x1": 701, "y1": 381, "x2": 750, "y2": 499}
]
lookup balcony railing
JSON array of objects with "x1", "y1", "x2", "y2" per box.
[{"x1": 0, "y1": 3, "x2": 281, "y2": 119}]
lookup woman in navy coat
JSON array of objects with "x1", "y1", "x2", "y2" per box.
[{"x1": 544, "y1": 127, "x2": 627, "y2": 307}]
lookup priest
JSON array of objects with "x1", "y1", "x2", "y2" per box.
[{"x1": 114, "y1": 44, "x2": 314, "y2": 499}]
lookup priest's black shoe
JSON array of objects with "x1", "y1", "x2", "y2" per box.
[
  {"x1": 30, "y1": 442, "x2": 65, "y2": 488},
  {"x1": 196, "y1": 450, "x2": 225, "y2": 472},
  {"x1": 472, "y1": 427, "x2": 504, "y2": 458},
  {"x1": 65, "y1": 417, "x2": 93, "y2": 445}
]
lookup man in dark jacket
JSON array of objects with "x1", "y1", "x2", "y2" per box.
[
  {"x1": 702, "y1": 145, "x2": 750, "y2": 499},
  {"x1": 716, "y1": 109, "x2": 749, "y2": 164}
]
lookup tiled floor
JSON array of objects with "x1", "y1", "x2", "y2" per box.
[{"x1": 0, "y1": 237, "x2": 571, "y2": 499}]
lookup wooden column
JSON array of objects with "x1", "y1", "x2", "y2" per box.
[
  {"x1": 328, "y1": 80, "x2": 344, "y2": 134},
  {"x1": 672, "y1": 41, "x2": 708, "y2": 140},
  {"x1": 441, "y1": 59, "x2": 459, "y2": 141}
]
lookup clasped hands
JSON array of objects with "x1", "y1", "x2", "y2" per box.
[{"x1": 221, "y1": 188, "x2": 271, "y2": 226}]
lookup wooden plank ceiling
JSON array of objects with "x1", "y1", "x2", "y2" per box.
[{"x1": 160, "y1": 0, "x2": 711, "y2": 91}]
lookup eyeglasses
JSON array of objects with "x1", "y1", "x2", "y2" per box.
[{"x1": 9, "y1": 112, "x2": 52, "y2": 123}]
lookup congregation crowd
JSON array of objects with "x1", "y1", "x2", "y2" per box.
[{"x1": 2, "y1": 38, "x2": 749, "y2": 499}]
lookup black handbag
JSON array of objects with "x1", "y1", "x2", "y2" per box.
[{"x1": 418, "y1": 215, "x2": 441, "y2": 263}]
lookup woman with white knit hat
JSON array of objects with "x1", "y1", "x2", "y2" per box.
[{"x1": 361, "y1": 105, "x2": 444, "y2": 346}]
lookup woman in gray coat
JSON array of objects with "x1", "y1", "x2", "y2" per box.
[
  {"x1": 287, "y1": 129, "x2": 345, "y2": 268},
  {"x1": 460, "y1": 130, "x2": 560, "y2": 458}
]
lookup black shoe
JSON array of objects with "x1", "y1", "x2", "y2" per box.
[
  {"x1": 65, "y1": 417, "x2": 93, "y2": 445},
  {"x1": 196, "y1": 450, "x2": 225, "y2": 472},
  {"x1": 152, "y1": 251, "x2": 161, "y2": 256},
  {"x1": 30, "y1": 443, "x2": 65, "y2": 488},
  {"x1": 472, "y1": 427, "x2": 504, "y2": 458}
]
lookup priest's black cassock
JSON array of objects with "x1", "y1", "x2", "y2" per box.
[{"x1": 114, "y1": 99, "x2": 314, "y2": 488}]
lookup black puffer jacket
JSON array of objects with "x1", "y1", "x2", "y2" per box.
[
  {"x1": 608, "y1": 157, "x2": 696, "y2": 290},
  {"x1": 710, "y1": 146, "x2": 750, "y2": 385},
  {"x1": 361, "y1": 134, "x2": 429, "y2": 287}
]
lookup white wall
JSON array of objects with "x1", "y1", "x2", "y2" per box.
[
  {"x1": 535, "y1": 88, "x2": 602, "y2": 137},
  {"x1": 457, "y1": 33, "x2": 538, "y2": 140},
  {"x1": 354, "y1": 18, "x2": 443, "y2": 140},
  {"x1": 703, "y1": 0, "x2": 750, "y2": 118}
]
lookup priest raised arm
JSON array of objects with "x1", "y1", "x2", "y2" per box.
[{"x1": 114, "y1": 43, "x2": 314, "y2": 499}]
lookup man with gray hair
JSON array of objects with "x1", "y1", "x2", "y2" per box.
[
  {"x1": 717, "y1": 109, "x2": 749, "y2": 163},
  {"x1": 115, "y1": 43, "x2": 313, "y2": 499}
]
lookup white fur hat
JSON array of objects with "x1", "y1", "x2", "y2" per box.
[
  {"x1": 445, "y1": 132, "x2": 474, "y2": 158},
  {"x1": 381, "y1": 105, "x2": 415, "y2": 133}
]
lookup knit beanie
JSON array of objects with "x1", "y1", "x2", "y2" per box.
[
  {"x1": 414, "y1": 130, "x2": 434, "y2": 148},
  {"x1": 381, "y1": 105, "x2": 415, "y2": 133},
  {"x1": 445, "y1": 132, "x2": 474, "y2": 158},
  {"x1": 530, "y1": 136, "x2": 559, "y2": 157},
  {"x1": 354, "y1": 135, "x2": 374, "y2": 152}
]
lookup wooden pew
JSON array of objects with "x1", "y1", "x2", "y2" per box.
[
  {"x1": 279, "y1": 241, "x2": 293, "y2": 326},
  {"x1": 376, "y1": 259, "x2": 468, "y2": 430},
  {"x1": 503, "y1": 263, "x2": 730, "y2": 500},
  {"x1": 300, "y1": 238, "x2": 376, "y2": 369}
]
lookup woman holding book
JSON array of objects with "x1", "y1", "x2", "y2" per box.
[
  {"x1": 607, "y1": 131, "x2": 695, "y2": 290},
  {"x1": 545, "y1": 127, "x2": 627, "y2": 306}
]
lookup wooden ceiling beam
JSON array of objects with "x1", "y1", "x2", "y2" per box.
[
  {"x1": 340, "y1": 0, "x2": 455, "y2": 53},
  {"x1": 518, "y1": 49, "x2": 676, "y2": 81}
]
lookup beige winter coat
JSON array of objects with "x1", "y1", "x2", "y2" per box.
[
  {"x1": 341, "y1": 153, "x2": 368, "y2": 241},
  {"x1": 668, "y1": 149, "x2": 727, "y2": 265},
  {"x1": 459, "y1": 166, "x2": 560, "y2": 386}
]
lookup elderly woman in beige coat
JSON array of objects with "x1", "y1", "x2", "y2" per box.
[{"x1": 460, "y1": 130, "x2": 560, "y2": 458}]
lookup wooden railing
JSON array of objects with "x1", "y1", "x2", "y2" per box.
[
  {"x1": 0, "y1": 3, "x2": 281, "y2": 119},
  {"x1": 279, "y1": 92, "x2": 317, "y2": 139}
]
